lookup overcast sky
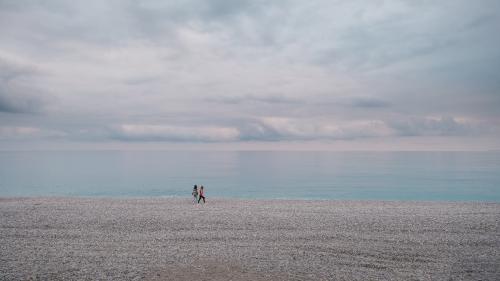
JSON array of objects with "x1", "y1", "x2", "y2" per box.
[{"x1": 1, "y1": 0, "x2": 499, "y2": 150}]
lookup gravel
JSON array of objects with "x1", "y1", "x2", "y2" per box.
[{"x1": 1, "y1": 197, "x2": 499, "y2": 280}]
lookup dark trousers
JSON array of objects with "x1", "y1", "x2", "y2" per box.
[{"x1": 198, "y1": 195, "x2": 205, "y2": 203}]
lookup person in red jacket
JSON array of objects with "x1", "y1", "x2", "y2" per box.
[{"x1": 198, "y1": 185, "x2": 206, "y2": 204}]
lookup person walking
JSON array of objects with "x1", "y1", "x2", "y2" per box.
[
  {"x1": 198, "y1": 185, "x2": 206, "y2": 204},
  {"x1": 192, "y1": 185, "x2": 198, "y2": 204}
]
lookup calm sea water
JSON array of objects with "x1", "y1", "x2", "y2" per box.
[{"x1": 0, "y1": 151, "x2": 499, "y2": 201}]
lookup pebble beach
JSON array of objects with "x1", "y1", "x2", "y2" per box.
[{"x1": 1, "y1": 197, "x2": 499, "y2": 280}]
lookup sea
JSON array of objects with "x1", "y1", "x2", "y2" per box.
[{"x1": 0, "y1": 151, "x2": 499, "y2": 201}]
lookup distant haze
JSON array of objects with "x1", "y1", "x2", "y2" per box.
[{"x1": 1, "y1": 0, "x2": 499, "y2": 150}]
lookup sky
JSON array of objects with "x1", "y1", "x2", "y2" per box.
[{"x1": 1, "y1": 0, "x2": 499, "y2": 150}]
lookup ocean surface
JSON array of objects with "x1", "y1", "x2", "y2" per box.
[{"x1": 0, "y1": 151, "x2": 499, "y2": 201}]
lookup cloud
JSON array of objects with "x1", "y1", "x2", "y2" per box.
[
  {"x1": 388, "y1": 116, "x2": 488, "y2": 137},
  {"x1": 349, "y1": 97, "x2": 390, "y2": 108},
  {"x1": 0, "y1": 116, "x2": 495, "y2": 145},
  {"x1": 0, "y1": 85, "x2": 47, "y2": 114},
  {"x1": 237, "y1": 116, "x2": 496, "y2": 141},
  {"x1": 0, "y1": 126, "x2": 40, "y2": 138},
  {"x1": 239, "y1": 117, "x2": 394, "y2": 141},
  {"x1": 0, "y1": 53, "x2": 49, "y2": 113},
  {"x1": 0, "y1": 0, "x2": 499, "y2": 149},
  {"x1": 205, "y1": 94, "x2": 301, "y2": 105},
  {"x1": 110, "y1": 124, "x2": 239, "y2": 142},
  {"x1": 0, "y1": 126, "x2": 66, "y2": 140}
]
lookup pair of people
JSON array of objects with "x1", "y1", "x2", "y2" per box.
[{"x1": 192, "y1": 185, "x2": 206, "y2": 204}]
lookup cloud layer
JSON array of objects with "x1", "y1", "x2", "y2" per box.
[{"x1": 0, "y1": 0, "x2": 499, "y2": 149}]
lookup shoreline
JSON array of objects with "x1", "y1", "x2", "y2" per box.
[
  {"x1": 2, "y1": 195, "x2": 500, "y2": 204},
  {"x1": 1, "y1": 197, "x2": 499, "y2": 280}
]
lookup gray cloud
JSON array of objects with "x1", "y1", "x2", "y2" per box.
[
  {"x1": 205, "y1": 94, "x2": 301, "y2": 105},
  {"x1": 350, "y1": 98, "x2": 390, "y2": 108},
  {"x1": 0, "y1": 125, "x2": 66, "y2": 140},
  {"x1": 109, "y1": 124, "x2": 239, "y2": 142},
  {"x1": 0, "y1": 90, "x2": 42, "y2": 113},
  {"x1": 0, "y1": 0, "x2": 499, "y2": 149},
  {"x1": 236, "y1": 117, "x2": 394, "y2": 141},
  {"x1": 0, "y1": 55, "x2": 48, "y2": 113},
  {"x1": 388, "y1": 116, "x2": 488, "y2": 137}
]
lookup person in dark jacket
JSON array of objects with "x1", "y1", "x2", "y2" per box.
[{"x1": 192, "y1": 185, "x2": 198, "y2": 204}]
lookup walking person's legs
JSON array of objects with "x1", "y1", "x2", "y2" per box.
[{"x1": 198, "y1": 185, "x2": 205, "y2": 203}]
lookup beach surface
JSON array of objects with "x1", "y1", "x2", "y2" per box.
[{"x1": 1, "y1": 197, "x2": 499, "y2": 280}]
